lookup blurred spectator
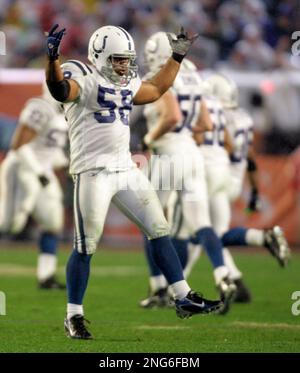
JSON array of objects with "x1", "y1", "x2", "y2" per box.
[
  {"x1": 228, "y1": 23, "x2": 275, "y2": 70},
  {"x1": 0, "y1": 0, "x2": 299, "y2": 70}
]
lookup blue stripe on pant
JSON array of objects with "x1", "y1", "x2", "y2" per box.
[{"x1": 74, "y1": 174, "x2": 86, "y2": 254}]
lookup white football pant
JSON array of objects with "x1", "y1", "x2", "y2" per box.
[{"x1": 73, "y1": 167, "x2": 170, "y2": 254}]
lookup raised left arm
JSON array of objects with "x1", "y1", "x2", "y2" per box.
[
  {"x1": 134, "y1": 58, "x2": 180, "y2": 105},
  {"x1": 133, "y1": 27, "x2": 199, "y2": 105}
]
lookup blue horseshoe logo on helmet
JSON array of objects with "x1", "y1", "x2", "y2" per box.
[{"x1": 93, "y1": 35, "x2": 108, "y2": 53}]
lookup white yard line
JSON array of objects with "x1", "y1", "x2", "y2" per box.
[
  {"x1": 137, "y1": 321, "x2": 300, "y2": 332},
  {"x1": 136, "y1": 325, "x2": 190, "y2": 331},
  {"x1": 0, "y1": 264, "x2": 144, "y2": 277},
  {"x1": 232, "y1": 321, "x2": 300, "y2": 330}
]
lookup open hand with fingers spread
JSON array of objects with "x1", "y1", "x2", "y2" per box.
[
  {"x1": 167, "y1": 26, "x2": 199, "y2": 63},
  {"x1": 46, "y1": 24, "x2": 66, "y2": 61}
]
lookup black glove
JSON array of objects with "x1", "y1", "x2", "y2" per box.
[
  {"x1": 167, "y1": 26, "x2": 199, "y2": 63},
  {"x1": 38, "y1": 175, "x2": 50, "y2": 187},
  {"x1": 46, "y1": 24, "x2": 66, "y2": 61},
  {"x1": 247, "y1": 188, "x2": 261, "y2": 213}
]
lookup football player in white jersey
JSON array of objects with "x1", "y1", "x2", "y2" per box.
[
  {"x1": 139, "y1": 32, "x2": 237, "y2": 315},
  {"x1": 45, "y1": 24, "x2": 223, "y2": 339},
  {"x1": 171, "y1": 73, "x2": 290, "y2": 303},
  {"x1": 203, "y1": 74, "x2": 290, "y2": 268},
  {"x1": 0, "y1": 83, "x2": 68, "y2": 289}
]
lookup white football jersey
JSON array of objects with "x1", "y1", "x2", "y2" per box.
[
  {"x1": 143, "y1": 68, "x2": 202, "y2": 153},
  {"x1": 18, "y1": 97, "x2": 68, "y2": 171},
  {"x1": 61, "y1": 60, "x2": 142, "y2": 174},
  {"x1": 199, "y1": 95, "x2": 229, "y2": 165},
  {"x1": 224, "y1": 107, "x2": 254, "y2": 181}
]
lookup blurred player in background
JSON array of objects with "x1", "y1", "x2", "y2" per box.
[
  {"x1": 45, "y1": 24, "x2": 222, "y2": 340},
  {"x1": 140, "y1": 32, "x2": 237, "y2": 315},
  {"x1": 201, "y1": 74, "x2": 290, "y2": 266},
  {"x1": 170, "y1": 73, "x2": 291, "y2": 303},
  {"x1": 0, "y1": 83, "x2": 68, "y2": 289}
]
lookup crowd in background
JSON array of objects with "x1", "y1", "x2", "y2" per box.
[{"x1": 1, "y1": 0, "x2": 300, "y2": 71}]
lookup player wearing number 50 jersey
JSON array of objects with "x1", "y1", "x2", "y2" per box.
[
  {"x1": 45, "y1": 24, "x2": 223, "y2": 339},
  {"x1": 140, "y1": 32, "x2": 237, "y2": 315},
  {"x1": 0, "y1": 83, "x2": 68, "y2": 289}
]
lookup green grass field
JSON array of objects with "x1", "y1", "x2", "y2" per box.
[{"x1": 0, "y1": 244, "x2": 299, "y2": 353}]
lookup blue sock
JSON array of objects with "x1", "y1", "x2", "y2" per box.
[
  {"x1": 143, "y1": 235, "x2": 162, "y2": 276},
  {"x1": 171, "y1": 238, "x2": 188, "y2": 269},
  {"x1": 66, "y1": 249, "x2": 92, "y2": 305},
  {"x1": 222, "y1": 227, "x2": 247, "y2": 246},
  {"x1": 195, "y1": 227, "x2": 224, "y2": 268},
  {"x1": 39, "y1": 232, "x2": 58, "y2": 254},
  {"x1": 149, "y1": 235, "x2": 184, "y2": 284}
]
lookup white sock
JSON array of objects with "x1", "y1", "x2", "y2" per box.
[
  {"x1": 169, "y1": 280, "x2": 191, "y2": 300},
  {"x1": 149, "y1": 275, "x2": 168, "y2": 293},
  {"x1": 246, "y1": 229, "x2": 264, "y2": 246},
  {"x1": 223, "y1": 248, "x2": 242, "y2": 281},
  {"x1": 213, "y1": 265, "x2": 229, "y2": 285},
  {"x1": 37, "y1": 253, "x2": 57, "y2": 281},
  {"x1": 183, "y1": 243, "x2": 202, "y2": 279},
  {"x1": 67, "y1": 303, "x2": 84, "y2": 319}
]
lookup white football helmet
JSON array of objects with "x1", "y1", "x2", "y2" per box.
[
  {"x1": 203, "y1": 73, "x2": 238, "y2": 108},
  {"x1": 144, "y1": 31, "x2": 173, "y2": 73},
  {"x1": 88, "y1": 25, "x2": 137, "y2": 86}
]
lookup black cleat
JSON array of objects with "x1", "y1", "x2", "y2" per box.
[
  {"x1": 175, "y1": 290, "x2": 223, "y2": 319},
  {"x1": 38, "y1": 276, "x2": 66, "y2": 290},
  {"x1": 64, "y1": 314, "x2": 92, "y2": 340},
  {"x1": 264, "y1": 226, "x2": 291, "y2": 267},
  {"x1": 139, "y1": 288, "x2": 174, "y2": 309},
  {"x1": 217, "y1": 277, "x2": 237, "y2": 315},
  {"x1": 233, "y1": 278, "x2": 251, "y2": 303}
]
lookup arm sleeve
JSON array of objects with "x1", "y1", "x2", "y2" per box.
[{"x1": 60, "y1": 61, "x2": 88, "y2": 95}]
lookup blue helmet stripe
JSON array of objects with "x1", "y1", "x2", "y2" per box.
[{"x1": 116, "y1": 26, "x2": 132, "y2": 50}]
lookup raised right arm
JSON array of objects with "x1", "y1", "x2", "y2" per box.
[{"x1": 45, "y1": 24, "x2": 79, "y2": 102}]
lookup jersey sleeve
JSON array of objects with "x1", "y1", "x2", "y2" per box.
[
  {"x1": 61, "y1": 60, "x2": 91, "y2": 94},
  {"x1": 18, "y1": 99, "x2": 50, "y2": 133}
]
